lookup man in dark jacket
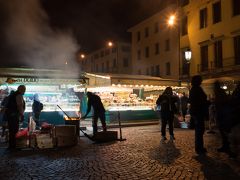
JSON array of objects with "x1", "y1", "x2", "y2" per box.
[
  {"x1": 189, "y1": 75, "x2": 209, "y2": 155},
  {"x1": 82, "y1": 92, "x2": 107, "y2": 135},
  {"x1": 156, "y1": 87, "x2": 178, "y2": 141},
  {"x1": 6, "y1": 85, "x2": 26, "y2": 150}
]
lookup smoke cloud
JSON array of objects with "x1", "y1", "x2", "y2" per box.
[{"x1": 2, "y1": 0, "x2": 80, "y2": 71}]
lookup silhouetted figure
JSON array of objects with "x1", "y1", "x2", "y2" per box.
[
  {"x1": 189, "y1": 75, "x2": 209, "y2": 155},
  {"x1": 82, "y1": 92, "x2": 106, "y2": 136},
  {"x1": 1, "y1": 91, "x2": 14, "y2": 137},
  {"x1": 207, "y1": 98, "x2": 216, "y2": 134},
  {"x1": 32, "y1": 93, "x2": 43, "y2": 129},
  {"x1": 156, "y1": 87, "x2": 178, "y2": 141},
  {"x1": 231, "y1": 82, "x2": 240, "y2": 127},
  {"x1": 6, "y1": 85, "x2": 26, "y2": 150},
  {"x1": 213, "y1": 81, "x2": 235, "y2": 157},
  {"x1": 177, "y1": 92, "x2": 189, "y2": 119}
]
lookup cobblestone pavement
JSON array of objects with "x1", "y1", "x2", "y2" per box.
[{"x1": 0, "y1": 125, "x2": 240, "y2": 180}]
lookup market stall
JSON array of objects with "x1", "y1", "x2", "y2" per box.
[
  {"x1": 0, "y1": 68, "x2": 86, "y2": 126},
  {"x1": 75, "y1": 73, "x2": 187, "y2": 122}
]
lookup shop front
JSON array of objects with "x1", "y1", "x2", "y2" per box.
[{"x1": 0, "y1": 68, "x2": 86, "y2": 126}]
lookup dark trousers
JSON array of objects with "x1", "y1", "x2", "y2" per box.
[
  {"x1": 161, "y1": 112, "x2": 174, "y2": 137},
  {"x1": 7, "y1": 115, "x2": 19, "y2": 149},
  {"x1": 192, "y1": 114, "x2": 205, "y2": 152},
  {"x1": 33, "y1": 112, "x2": 40, "y2": 128},
  {"x1": 92, "y1": 112, "x2": 106, "y2": 135}
]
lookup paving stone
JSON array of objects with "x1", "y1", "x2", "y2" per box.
[{"x1": 0, "y1": 125, "x2": 239, "y2": 179}]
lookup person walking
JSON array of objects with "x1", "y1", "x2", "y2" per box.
[
  {"x1": 6, "y1": 85, "x2": 26, "y2": 150},
  {"x1": 156, "y1": 87, "x2": 178, "y2": 141},
  {"x1": 32, "y1": 93, "x2": 43, "y2": 129},
  {"x1": 189, "y1": 75, "x2": 209, "y2": 155},
  {"x1": 82, "y1": 92, "x2": 107, "y2": 136}
]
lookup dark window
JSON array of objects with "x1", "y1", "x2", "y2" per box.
[
  {"x1": 105, "y1": 49, "x2": 110, "y2": 55},
  {"x1": 146, "y1": 68, "x2": 149, "y2": 75},
  {"x1": 181, "y1": 16, "x2": 188, "y2": 36},
  {"x1": 113, "y1": 59, "x2": 117, "y2": 67},
  {"x1": 151, "y1": 66, "x2": 154, "y2": 76},
  {"x1": 213, "y1": 1, "x2": 221, "y2": 24},
  {"x1": 96, "y1": 64, "x2": 99, "y2": 72},
  {"x1": 101, "y1": 51, "x2": 104, "y2": 57},
  {"x1": 112, "y1": 48, "x2": 117, "y2": 53},
  {"x1": 137, "y1": 50, "x2": 141, "y2": 60},
  {"x1": 200, "y1": 8, "x2": 207, "y2": 29},
  {"x1": 166, "y1": 62, "x2": 171, "y2": 75},
  {"x1": 101, "y1": 63, "x2": 104, "y2": 72},
  {"x1": 165, "y1": 39, "x2": 170, "y2": 51},
  {"x1": 214, "y1": 40, "x2": 223, "y2": 68},
  {"x1": 145, "y1": 27, "x2": 149, "y2": 37},
  {"x1": 106, "y1": 61, "x2": 109, "y2": 72},
  {"x1": 155, "y1": 43, "x2": 159, "y2": 55},
  {"x1": 200, "y1": 45, "x2": 209, "y2": 71},
  {"x1": 145, "y1": 46, "x2": 149, "y2": 58},
  {"x1": 121, "y1": 46, "x2": 131, "y2": 52},
  {"x1": 123, "y1": 58, "x2": 129, "y2": 67},
  {"x1": 234, "y1": 35, "x2": 240, "y2": 65},
  {"x1": 94, "y1": 53, "x2": 99, "y2": 59},
  {"x1": 233, "y1": 0, "x2": 240, "y2": 16},
  {"x1": 155, "y1": 65, "x2": 160, "y2": 76},
  {"x1": 138, "y1": 69, "x2": 141, "y2": 75},
  {"x1": 137, "y1": 31, "x2": 141, "y2": 41},
  {"x1": 154, "y1": 22, "x2": 159, "y2": 33},
  {"x1": 180, "y1": 0, "x2": 189, "y2": 7}
]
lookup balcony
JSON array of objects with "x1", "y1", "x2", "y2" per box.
[{"x1": 196, "y1": 57, "x2": 240, "y2": 79}]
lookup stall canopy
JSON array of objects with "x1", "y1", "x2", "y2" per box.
[
  {"x1": 84, "y1": 72, "x2": 184, "y2": 91},
  {"x1": 0, "y1": 67, "x2": 88, "y2": 86}
]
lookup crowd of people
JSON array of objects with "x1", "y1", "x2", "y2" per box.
[
  {"x1": 156, "y1": 75, "x2": 240, "y2": 158},
  {"x1": 0, "y1": 85, "x2": 43, "y2": 151}
]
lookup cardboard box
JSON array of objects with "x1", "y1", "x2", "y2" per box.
[
  {"x1": 56, "y1": 136, "x2": 78, "y2": 147},
  {"x1": 54, "y1": 125, "x2": 76, "y2": 137},
  {"x1": 36, "y1": 134, "x2": 55, "y2": 149},
  {"x1": 93, "y1": 131, "x2": 118, "y2": 142}
]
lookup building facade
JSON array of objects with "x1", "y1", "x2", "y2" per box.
[
  {"x1": 128, "y1": 5, "x2": 179, "y2": 80},
  {"x1": 78, "y1": 42, "x2": 132, "y2": 74},
  {"x1": 179, "y1": 0, "x2": 240, "y2": 91}
]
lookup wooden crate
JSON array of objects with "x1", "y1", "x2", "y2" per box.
[{"x1": 54, "y1": 125, "x2": 76, "y2": 137}]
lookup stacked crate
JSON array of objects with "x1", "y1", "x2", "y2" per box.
[{"x1": 54, "y1": 125, "x2": 78, "y2": 147}]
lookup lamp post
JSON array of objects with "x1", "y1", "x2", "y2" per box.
[
  {"x1": 107, "y1": 41, "x2": 118, "y2": 73},
  {"x1": 184, "y1": 49, "x2": 192, "y2": 89},
  {"x1": 167, "y1": 13, "x2": 181, "y2": 84}
]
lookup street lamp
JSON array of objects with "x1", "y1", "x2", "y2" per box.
[
  {"x1": 108, "y1": 41, "x2": 113, "y2": 47},
  {"x1": 184, "y1": 49, "x2": 192, "y2": 63},
  {"x1": 184, "y1": 49, "x2": 192, "y2": 89}
]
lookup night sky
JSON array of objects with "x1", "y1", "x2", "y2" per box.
[{"x1": 0, "y1": 0, "x2": 174, "y2": 68}]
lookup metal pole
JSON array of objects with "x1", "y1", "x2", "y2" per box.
[{"x1": 117, "y1": 111, "x2": 126, "y2": 141}]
